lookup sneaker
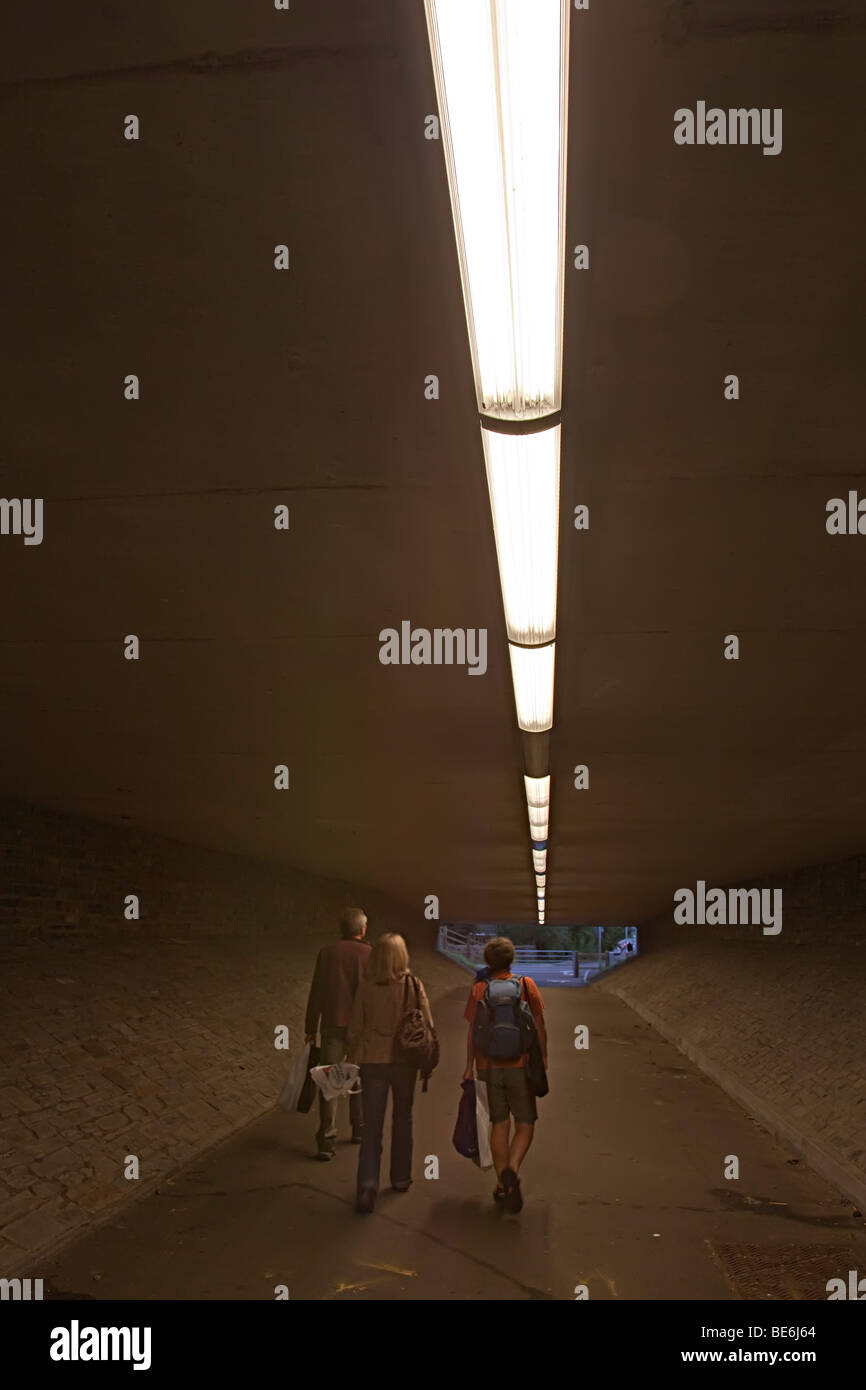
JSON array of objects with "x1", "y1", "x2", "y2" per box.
[
  {"x1": 501, "y1": 1166, "x2": 523, "y2": 1213},
  {"x1": 356, "y1": 1185, "x2": 377, "y2": 1214}
]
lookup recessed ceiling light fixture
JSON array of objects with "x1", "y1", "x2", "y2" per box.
[
  {"x1": 525, "y1": 774, "x2": 551, "y2": 809},
  {"x1": 425, "y1": 0, "x2": 569, "y2": 923},
  {"x1": 424, "y1": 0, "x2": 568, "y2": 421},
  {"x1": 482, "y1": 426, "x2": 560, "y2": 646},
  {"x1": 508, "y1": 642, "x2": 555, "y2": 733}
]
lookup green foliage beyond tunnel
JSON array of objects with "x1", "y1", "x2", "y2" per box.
[{"x1": 484, "y1": 924, "x2": 629, "y2": 952}]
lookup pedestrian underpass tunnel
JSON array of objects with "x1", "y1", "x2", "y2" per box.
[{"x1": 1, "y1": 0, "x2": 865, "y2": 1304}]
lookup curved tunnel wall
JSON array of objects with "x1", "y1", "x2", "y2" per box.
[
  {"x1": 4, "y1": 794, "x2": 865, "y2": 1273},
  {"x1": 0, "y1": 797, "x2": 420, "y2": 1277},
  {"x1": 598, "y1": 854, "x2": 866, "y2": 1210}
]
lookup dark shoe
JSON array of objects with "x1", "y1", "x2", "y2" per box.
[
  {"x1": 315, "y1": 1148, "x2": 335, "y2": 1162},
  {"x1": 501, "y1": 1166, "x2": 523, "y2": 1213},
  {"x1": 351, "y1": 1129, "x2": 364, "y2": 1145},
  {"x1": 391, "y1": 1180, "x2": 411, "y2": 1192},
  {"x1": 356, "y1": 1185, "x2": 377, "y2": 1214},
  {"x1": 493, "y1": 1183, "x2": 506, "y2": 1205}
]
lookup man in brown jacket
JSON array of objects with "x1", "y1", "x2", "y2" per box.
[{"x1": 304, "y1": 908, "x2": 371, "y2": 1160}]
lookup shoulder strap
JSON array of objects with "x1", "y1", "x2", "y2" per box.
[{"x1": 412, "y1": 975, "x2": 422, "y2": 1008}]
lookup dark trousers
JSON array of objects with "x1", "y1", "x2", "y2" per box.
[
  {"x1": 315, "y1": 1030, "x2": 363, "y2": 1153},
  {"x1": 357, "y1": 1062, "x2": 417, "y2": 1193}
]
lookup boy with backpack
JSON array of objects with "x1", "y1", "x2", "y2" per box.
[{"x1": 463, "y1": 936, "x2": 547, "y2": 1213}]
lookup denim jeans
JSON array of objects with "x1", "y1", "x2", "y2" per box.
[
  {"x1": 315, "y1": 1030, "x2": 363, "y2": 1153},
  {"x1": 356, "y1": 1062, "x2": 417, "y2": 1193}
]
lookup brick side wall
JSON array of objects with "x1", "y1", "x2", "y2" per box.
[
  {"x1": 0, "y1": 797, "x2": 429, "y2": 1276},
  {"x1": 597, "y1": 853, "x2": 866, "y2": 1209}
]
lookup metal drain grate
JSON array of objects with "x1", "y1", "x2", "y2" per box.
[{"x1": 705, "y1": 1242, "x2": 856, "y2": 1300}]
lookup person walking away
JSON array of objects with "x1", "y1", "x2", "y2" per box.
[
  {"x1": 346, "y1": 933, "x2": 435, "y2": 1214},
  {"x1": 473, "y1": 930, "x2": 492, "y2": 982},
  {"x1": 304, "y1": 907, "x2": 371, "y2": 1160},
  {"x1": 463, "y1": 936, "x2": 547, "y2": 1213}
]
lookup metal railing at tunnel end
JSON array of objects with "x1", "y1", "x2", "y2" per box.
[
  {"x1": 436, "y1": 926, "x2": 637, "y2": 984},
  {"x1": 436, "y1": 925, "x2": 580, "y2": 976}
]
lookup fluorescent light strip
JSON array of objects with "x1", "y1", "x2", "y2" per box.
[
  {"x1": 482, "y1": 425, "x2": 560, "y2": 645},
  {"x1": 424, "y1": 0, "x2": 568, "y2": 420},
  {"x1": 524, "y1": 774, "x2": 551, "y2": 809},
  {"x1": 425, "y1": 0, "x2": 569, "y2": 921},
  {"x1": 509, "y1": 642, "x2": 555, "y2": 733}
]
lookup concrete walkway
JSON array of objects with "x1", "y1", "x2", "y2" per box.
[{"x1": 39, "y1": 959, "x2": 866, "y2": 1300}]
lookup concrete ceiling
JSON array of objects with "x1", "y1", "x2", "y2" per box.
[{"x1": 2, "y1": 1, "x2": 865, "y2": 925}]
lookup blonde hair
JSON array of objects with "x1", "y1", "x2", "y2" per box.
[{"x1": 365, "y1": 932, "x2": 410, "y2": 983}]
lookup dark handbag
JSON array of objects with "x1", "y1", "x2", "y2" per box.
[
  {"x1": 393, "y1": 975, "x2": 440, "y2": 1091},
  {"x1": 297, "y1": 1044, "x2": 321, "y2": 1113},
  {"x1": 526, "y1": 1036, "x2": 549, "y2": 1099},
  {"x1": 517, "y1": 977, "x2": 547, "y2": 1096},
  {"x1": 452, "y1": 1079, "x2": 480, "y2": 1161}
]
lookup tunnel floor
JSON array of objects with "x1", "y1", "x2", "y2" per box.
[{"x1": 38, "y1": 979, "x2": 866, "y2": 1301}]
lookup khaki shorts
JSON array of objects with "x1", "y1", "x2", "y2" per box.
[{"x1": 481, "y1": 1067, "x2": 537, "y2": 1125}]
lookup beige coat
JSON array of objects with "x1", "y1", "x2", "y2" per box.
[{"x1": 346, "y1": 970, "x2": 434, "y2": 1065}]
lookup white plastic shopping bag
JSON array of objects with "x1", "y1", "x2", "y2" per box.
[
  {"x1": 474, "y1": 1076, "x2": 493, "y2": 1170},
  {"x1": 309, "y1": 1061, "x2": 362, "y2": 1103},
  {"x1": 278, "y1": 1043, "x2": 311, "y2": 1113}
]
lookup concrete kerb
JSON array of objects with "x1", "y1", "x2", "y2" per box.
[{"x1": 601, "y1": 978, "x2": 866, "y2": 1216}]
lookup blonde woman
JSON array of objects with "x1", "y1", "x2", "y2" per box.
[{"x1": 346, "y1": 933, "x2": 435, "y2": 1214}]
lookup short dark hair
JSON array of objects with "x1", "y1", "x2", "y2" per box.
[
  {"x1": 484, "y1": 936, "x2": 515, "y2": 972},
  {"x1": 340, "y1": 907, "x2": 367, "y2": 939}
]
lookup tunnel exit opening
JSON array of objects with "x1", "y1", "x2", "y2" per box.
[{"x1": 436, "y1": 922, "x2": 638, "y2": 987}]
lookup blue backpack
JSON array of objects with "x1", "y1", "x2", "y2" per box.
[{"x1": 473, "y1": 976, "x2": 536, "y2": 1060}]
